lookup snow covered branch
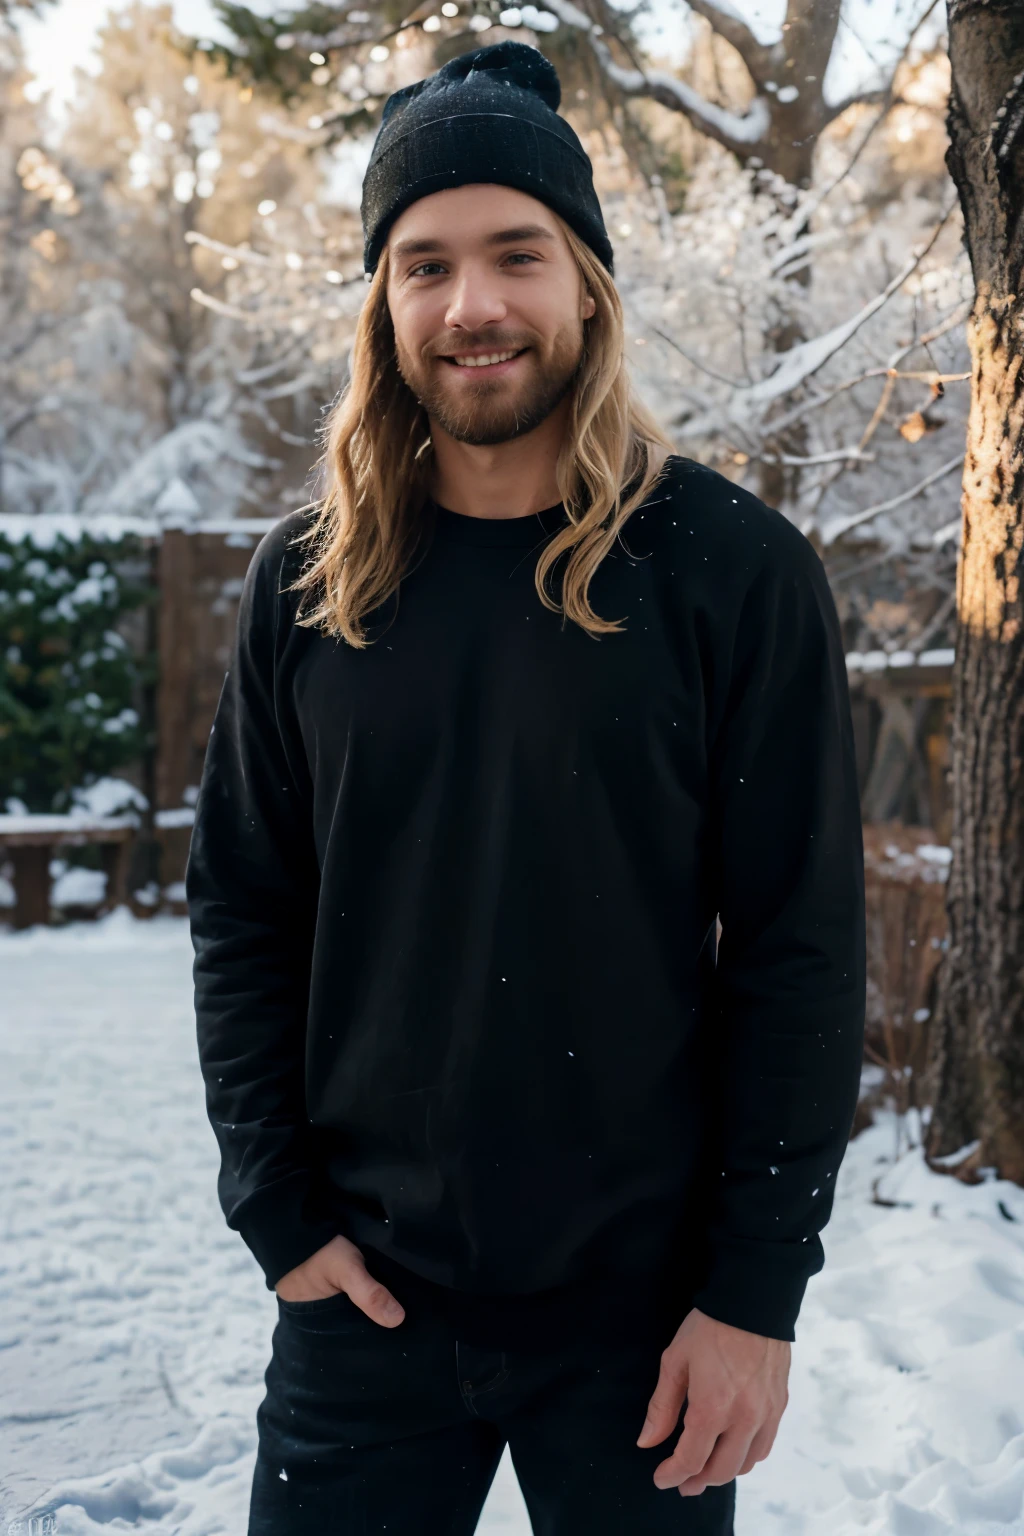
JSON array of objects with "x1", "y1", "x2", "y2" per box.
[
  {"x1": 674, "y1": 251, "x2": 926, "y2": 438},
  {"x1": 183, "y1": 230, "x2": 274, "y2": 268},
  {"x1": 543, "y1": 0, "x2": 773, "y2": 155},
  {"x1": 597, "y1": 41, "x2": 772, "y2": 148},
  {"x1": 684, "y1": 0, "x2": 778, "y2": 82},
  {"x1": 671, "y1": 200, "x2": 960, "y2": 442},
  {"x1": 765, "y1": 305, "x2": 972, "y2": 438}
]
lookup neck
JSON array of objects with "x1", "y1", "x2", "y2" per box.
[{"x1": 427, "y1": 399, "x2": 570, "y2": 519}]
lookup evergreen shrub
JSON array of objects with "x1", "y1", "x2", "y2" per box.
[{"x1": 0, "y1": 529, "x2": 154, "y2": 813}]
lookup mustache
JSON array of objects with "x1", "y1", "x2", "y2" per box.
[{"x1": 427, "y1": 332, "x2": 535, "y2": 359}]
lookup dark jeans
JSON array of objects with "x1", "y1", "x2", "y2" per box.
[{"x1": 248, "y1": 1289, "x2": 736, "y2": 1535}]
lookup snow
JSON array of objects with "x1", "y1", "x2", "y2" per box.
[
  {"x1": 520, "y1": 5, "x2": 559, "y2": 33},
  {"x1": 0, "y1": 516, "x2": 282, "y2": 546},
  {"x1": 2, "y1": 912, "x2": 1022, "y2": 1535},
  {"x1": 697, "y1": 0, "x2": 756, "y2": 29},
  {"x1": 72, "y1": 777, "x2": 148, "y2": 819},
  {"x1": 154, "y1": 808, "x2": 195, "y2": 830},
  {"x1": 846, "y1": 649, "x2": 955, "y2": 672},
  {"x1": 919, "y1": 648, "x2": 957, "y2": 668},
  {"x1": 932, "y1": 519, "x2": 962, "y2": 548},
  {"x1": 0, "y1": 515, "x2": 160, "y2": 548},
  {"x1": 152, "y1": 477, "x2": 202, "y2": 524},
  {"x1": 0, "y1": 780, "x2": 146, "y2": 834},
  {"x1": 917, "y1": 845, "x2": 954, "y2": 867},
  {"x1": 0, "y1": 813, "x2": 138, "y2": 835},
  {"x1": 50, "y1": 863, "x2": 107, "y2": 907}
]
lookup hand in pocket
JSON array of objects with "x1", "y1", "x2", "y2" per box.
[{"x1": 274, "y1": 1233, "x2": 406, "y2": 1327}]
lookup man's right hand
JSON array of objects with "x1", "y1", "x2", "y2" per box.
[{"x1": 274, "y1": 1233, "x2": 406, "y2": 1327}]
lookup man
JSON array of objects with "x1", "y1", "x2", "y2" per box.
[{"x1": 187, "y1": 40, "x2": 866, "y2": 1536}]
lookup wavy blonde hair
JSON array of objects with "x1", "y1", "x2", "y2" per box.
[{"x1": 287, "y1": 215, "x2": 673, "y2": 647}]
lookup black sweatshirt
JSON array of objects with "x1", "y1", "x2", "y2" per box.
[{"x1": 187, "y1": 455, "x2": 866, "y2": 1351}]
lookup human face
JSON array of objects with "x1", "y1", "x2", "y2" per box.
[{"x1": 385, "y1": 184, "x2": 597, "y2": 447}]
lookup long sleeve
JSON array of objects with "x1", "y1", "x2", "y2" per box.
[
  {"x1": 690, "y1": 521, "x2": 866, "y2": 1342},
  {"x1": 185, "y1": 524, "x2": 340, "y2": 1292}
]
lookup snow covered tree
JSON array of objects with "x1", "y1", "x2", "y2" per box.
[
  {"x1": 0, "y1": 27, "x2": 67, "y2": 513},
  {"x1": 923, "y1": 0, "x2": 1024, "y2": 1186},
  {"x1": 57, "y1": 4, "x2": 274, "y2": 519},
  {"x1": 28, "y1": 2, "x2": 331, "y2": 522}
]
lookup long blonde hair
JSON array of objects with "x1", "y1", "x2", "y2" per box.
[{"x1": 287, "y1": 215, "x2": 673, "y2": 646}]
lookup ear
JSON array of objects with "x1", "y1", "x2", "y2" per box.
[{"x1": 581, "y1": 288, "x2": 596, "y2": 321}]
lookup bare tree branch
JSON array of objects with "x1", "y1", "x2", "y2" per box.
[
  {"x1": 822, "y1": 453, "x2": 965, "y2": 544},
  {"x1": 684, "y1": 0, "x2": 779, "y2": 82},
  {"x1": 824, "y1": 0, "x2": 943, "y2": 125},
  {"x1": 650, "y1": 324, "x2": 748, "y2": 387},
  {"x1": 767, "y1": 303, "x2": 971, "y2": 437},
  {"x1": 822, "y1": 84, "x2": 892, "y2": 125}
]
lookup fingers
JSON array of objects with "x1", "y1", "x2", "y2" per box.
[
  {"x1": 636, "y1": 1348, "x2": 690, "y2": 1448},
  {"x1": 651, "y1": 1395, "x2": 721, "y2": 1490},
  {"x1": 343, "y1": 1263, "x2": 406, "y2": 1328},
  {"x1": 670, "y1": 1421, "x2": 760, "y2": 1496},
  {"x1": 736, "y1": 1419, "x2": 778, "y2": 1477}
]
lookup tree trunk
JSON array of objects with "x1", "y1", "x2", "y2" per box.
[{"x1": 923, "y1": 0, "x2": 1024, "y2": 1185}]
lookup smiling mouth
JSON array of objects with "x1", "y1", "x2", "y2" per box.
[{"x1": 441, "y1": 349, "x2": 527, "y2": 369}]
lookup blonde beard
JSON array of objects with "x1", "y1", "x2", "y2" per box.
[{"x1": 394, "y1": 332, "x2": 583, "y2": 446}]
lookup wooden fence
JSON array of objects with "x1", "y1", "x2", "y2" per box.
[
  {"x1": 847, "y1": 650, "x2": 954, "y2": 843},
  {"x1": 154, "y1": 521, "x2": 280, "y2": 891}
]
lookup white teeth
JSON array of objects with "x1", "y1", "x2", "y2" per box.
[{"x1": 451, "y1": 350, "x2": 518, "y2": 367}]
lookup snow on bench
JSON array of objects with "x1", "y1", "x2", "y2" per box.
[{"x1": 0, "y1": 812, "x2": 140, "y2": 931}]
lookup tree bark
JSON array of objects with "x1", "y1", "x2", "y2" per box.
[{"x1": 923, "y1": 0, "x2": 1024, "y2": 1184}]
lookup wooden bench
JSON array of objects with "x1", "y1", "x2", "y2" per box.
[{"x1": 0, "y1": 814, "x2": 138, "y2": 930}]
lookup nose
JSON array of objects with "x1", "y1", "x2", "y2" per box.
[{"x1": 444, "y1": 262, "x2": 508, "y2": 332}]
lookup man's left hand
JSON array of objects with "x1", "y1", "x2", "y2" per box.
[{"x1": 636, "y1": 1306, "x2": 790, "y2": 1495}]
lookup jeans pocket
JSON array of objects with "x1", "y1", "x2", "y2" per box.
[{"x1": 276, "y1": 1290, "x2": 364, "y2": 1327}]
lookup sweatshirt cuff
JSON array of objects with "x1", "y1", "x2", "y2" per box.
[
  {"x1": 232, "y1": 1176, "x2": 343, "y2": 1292},
  {"x1": 688, "y1": 1233, "x2": 824, "y2": 1342}
]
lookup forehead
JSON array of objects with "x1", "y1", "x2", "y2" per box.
[{"x1": 386, "y1": 183, "x2": 564, "y2": 255}]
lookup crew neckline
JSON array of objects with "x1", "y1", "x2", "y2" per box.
[{"x1": 429, "y1": 498, "x2": 568, "y2": 547}]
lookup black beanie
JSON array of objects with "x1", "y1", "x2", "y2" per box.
[{"x1": 361, "y1": 40, "x2": 614, "y2": 276}]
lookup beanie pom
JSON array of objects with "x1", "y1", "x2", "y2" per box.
[{"x1": 436, "y1": 41, "x2": 561, "y2": 111}]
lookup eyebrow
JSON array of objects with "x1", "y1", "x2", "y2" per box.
[{"x1": 390, "y1": 225, "x2": 557, "y2": 260}]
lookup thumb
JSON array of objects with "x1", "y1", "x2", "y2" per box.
[
  {"x1": 637, "y1": 1352, "x2": 689, "y2": 1447},
  {"x1": 341, "y1": 1260, "x2": 406, "y2": 1328}
]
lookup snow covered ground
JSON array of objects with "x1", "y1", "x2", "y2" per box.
[{"x1": 1, "y1": 910, "x2": 1022, "y2": 1536}]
